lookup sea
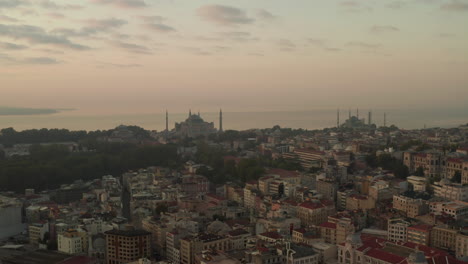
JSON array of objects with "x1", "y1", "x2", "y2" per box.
[{"x1": 0, "y1": 108, "x2": 467, "y2": 132}]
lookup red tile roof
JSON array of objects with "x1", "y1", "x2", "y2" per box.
[
  {"x1": 366, "y1": 248, "x2": 406, "y2": 264},
  {"x1": 299, "y1": 201, "x2": 325, "y2": 210},
  {"x1": 408, "y1": 224, "x2": 433, "y2": 232},
  {"x1": 259, "y1": 231, "x2": 283, "y2": 240},
  {"x1": 319, "y1": 222, "x2": 337, "y2": 229}
]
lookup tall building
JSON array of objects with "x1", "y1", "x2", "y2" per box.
[
  {"x1": 58, "y1": 229, "x2": 86, "y2": 254},
  {"x1": 180, "y1": 234, "x2": 229, "y2": 264},
  {"x1": 387, "y1": 218, "x2": 410, "y2": 242},
  {"x1": 175, "y1": 111, "x2": 216, "y2": 138},
  {"x1": 105, "y1": 228, "x2": 151, "y2": 264},
  {"x1": 219, "y1": 109, "x2": 223, "y2": 132}
]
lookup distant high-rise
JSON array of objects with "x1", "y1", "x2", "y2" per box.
[
  {"x1": 384, "y1": 113, "x2": 387, "y2": 127},
  {"x1": 357, "y1": 108, "x2": 359, "y2": 119},
  {"x1": 165, "y1": 110, "x2": 168, "y2": 132},
  {"x1": 368, "y1": 111, "x2": 372, "y2": 125},
  {"x1": 337, "y1": 109, "x2": 340, "y2": 128},
  {"x1": 219, "y1": 109, "x2": 223, "y2": 132}
]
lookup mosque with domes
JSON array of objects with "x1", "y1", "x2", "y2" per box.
[{"x1": 174, "y1": 110, "x2": 221, "y2": 138}]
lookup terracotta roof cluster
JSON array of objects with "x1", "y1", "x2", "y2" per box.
[
  {"x1": 259, "y1": 231, "x2": 283, "y2": 240},
  {"x1": 319, "y1": 222, "x2": 337, "y2": 229}
]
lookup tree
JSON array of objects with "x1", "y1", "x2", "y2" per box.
[
  {"x1": 414, "y1": 166, "x2": 425, "y2": 177},
  {"x1": 451, "y1": 171, "x2": 462, "y2": 183},
  {"x1": 155, "y1": 204, "x2": 168, "y2": 215}
]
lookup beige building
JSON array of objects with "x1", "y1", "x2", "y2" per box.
[
  {"x1": 392, "y1": 195, "x2": 428, "y2": 218},
  {"x1": 180, "y1": 234, "x2": 229, "y2": 264},
  {"x1": 403, "y1": 151, "x2": 443, "y2": 179},
  {"x1": 407, "y1": 224, "x2": 432, "y2": 246},
  {"x1": 456, "y1": 231, "x2": 468, "y2": 259},
  {"x1": 28, "y1": 221, "x2": 48, "y2": 245},
  {"x1": 406, "y1": 176, "x2": 427, "y2": 192},
  {"x1": 387, "y1": 218, "x2": 410, "y2": 242},
  {"x1": 227, "y1": 229, "x2": 250, "y2": 250},
  {"x1": 296, "y1": 200, "x2": 335, "y2": 228},
  {"x1": 444, "y1": 158, "x2": 464, "y2": 179},
  {"x1": 141, "y1": 217, "x2": 174, "y2": 257},
  {"x1": 346, "y1": 195, "x2": 375, "y2": 211},
  {"x1": 462, "y1": 161, "x2": 468, "y2": 184},
  {"x1": 319, "y1": 218, "x2": 354, "y2": 245},
  {"x1": 432, "y1": 180, "x2": 468, "y2": 202},
  {"x1": 430, "y1": 225, "x2": 457, "y2": 252},
  {"x1": 316, "y1": 178, "x2": 338, "y2": 201},
  {"x1": 58, "y1": 229, "x2": 86, "y2": 254},
  {"x1": 105, "y1": 228, "x2": 152, "y2": 264}
]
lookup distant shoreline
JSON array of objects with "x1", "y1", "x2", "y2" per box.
[{"x1": 0, "y1": 107, "x2": 75, "y2": 116}]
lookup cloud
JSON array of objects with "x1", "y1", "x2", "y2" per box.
[
  {"x1": 90, "y1": 0, "x2": 146, "y2": 8},
  {"x1": 0, "y1": 53, "x2": 60, "y2": 65},
  {"x1": 37, "y1": 0, "x2": 83, "y2": 10},
  {"x1": 307, "y1": 38, "x2": 326, "y2": 47},
  {"x1": 370, "y1": 25, "x2": 399, "y2": 34},
  {"x1": 439, "y1": 33, "x2": 456, "y2": 38},
  {"x1": 181, "y1": 46, "x2": 212, "y2": 56},
  {"x1": 276, "y1": 39, "x2": 295, "y2": 51},
  {"x1": 84, "y1": 18, "x2": 127, "y2": 29},
  {"x1": 52, "y1": 18, "x2": 127, "y2": 38},
  {"x1": 339, "y1": 1, "x2": 372, "y2": 12},
  {"x1": 0, "y1": 0, "x2": 26, "y2": 8},
  {"x1": 97, "y1": 61, "x2": 142, "y2": 68},
  {"x1": 144, "y1": 23, "x2": 176, "y2": 33},
  {"x1": 441, "y1": 1, "x2": 468, "y2": 11},
  {"x1": 0, "y1": 41, "x2": 28, "y2": 50},
  {"x1": 46, "y1": 12, "x2": 65, "y2": 19},
  {"x1": 256, "y1": 9, "x2": 277, "y2": 20},
  {"x1": 137, "y1": 15, "x2": 176, "y2": 32},
  {"x1": 386, "y1": 1, "x2": 405, "y2": 9},
  {"x1": 0, "y1": 24, "x2": 90, "y2": 50},
  {"x1": 218, "y1": 31, "x2": 258, "y2": 42},
  {"x1": 138, "y1": 15, "x2": 164, "y2": 23},
  {"x1": 110, "y1": 40, "x2": 151, "y2": 54},
  {"x1": 347, "y1": 41, "x2": 381, "y2": 49},
  {"x1": 23, "y1": 56, "x2": 59, "y2": 64},
  {"x1": 197, "y1": 5, "x2": 254, "y2": 26},
  {"x1": 0, "y1": 14, "x2": 19, "y2": 22},
  {"x1": 306, "y1": 38, "x2": 341, "y2": 52}
]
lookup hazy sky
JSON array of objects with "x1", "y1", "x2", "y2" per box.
[{"x1": 1, "y1": 0, "x2": 467, "y2": 114}]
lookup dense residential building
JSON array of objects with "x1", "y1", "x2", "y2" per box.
[
  {"x1": 406, "y1": 176, "x2": 427, "y2": 192},
  {"x1": 180, "y1": 234, "x2": 229, "y2": 264},
  {"x1": 345, "y1": 194, "x2": 375, "y2": 211},
  {"x1": 57, "y1": 229, "x2": 86, "y2": 254},
  {"x1": 430, "y1": 225, "x2": 458, "y2": 252},
  {"x1": 392, "y1": 195, "x2": 429, "y2": 218},
  {"x1": 316, "y1": 178, "x2": 338, "y2": 201},
  {"x1": 403, "y1": 151, "x2": 444, "y2": 179},
  {"x1": 105, "y1": 228, "x2": 152, "y2": 264},
  {"x1": 456, "y1": 231, "x2": 468, "y2": 259},
  {"x1": 407, "y1": 224, "x2": 432, "y2": 246},
  {"x1": 387, "y1": 218, "x2": 410, "y2": 242},
  {"x1": 296, "y1": 200, "x2": 335, "y2": 228},
  {"x1": 3, "y1": 122, "x2": 468, "y2": 264},
  {"x1": 432, "y1": 180, "x2": 468, "y2": 201}
]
